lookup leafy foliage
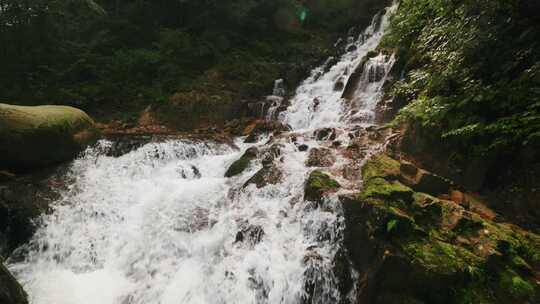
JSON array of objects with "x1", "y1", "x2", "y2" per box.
[{"x1": 383, "y1": 0, "x2": 540, "y2": 153}]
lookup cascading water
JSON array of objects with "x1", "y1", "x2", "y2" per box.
[
  {"x1": 281, "y1": 5, "x2": 396, "y2": 131},
  {"x1": 8, "y1": 4, "x2": 397, "y2": 304}
]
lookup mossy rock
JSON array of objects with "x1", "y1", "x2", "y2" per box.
[
  {"x1": 304, "y1": 170, "x2": 340, "y2": 203},
  {"x1": 0, "y1": 103, "x2": 99, "y2": 171},
  {"x1": 403, "y1": 239, "x2": 482, "y2": 276},
  {"x1": 225, "y1": 147, "x2": 258, "y2": 177},
  {"x1": 362, "y1": 154, "x2": 401, "y2": 181},
  {"x1": 362, "y1": 177, "x2": 414, "y2": 203}
]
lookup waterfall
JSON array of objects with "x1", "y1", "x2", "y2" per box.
[{"x1": 8, "y1": 3, "x2": 397, "y2": 304}]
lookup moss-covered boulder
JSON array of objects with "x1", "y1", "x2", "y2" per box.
[
  {"x1": 304, "y1": 170, "x2": 341, "y2": 203},
  {"x1": 225, "y1": 147, "x2": 258, "y2": 178},
  {"x1": 342, "y1": 153, "x2": 540, "y2": 304},
  {"x1": 0, "y1": 263, "x2": 28, "y2": 304},
  {"x1": 0, "y1": 103, "x2": 99, "y2": 171}
]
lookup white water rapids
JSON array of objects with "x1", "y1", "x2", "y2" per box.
[{"x1": 8, "y1": 4, "x2": 396, "y2": 304}]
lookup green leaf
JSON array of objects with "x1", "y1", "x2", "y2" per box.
[{"x1": 387, "y1": 219, "x2": 398, "y2": 233}]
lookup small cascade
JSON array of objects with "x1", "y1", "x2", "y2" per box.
[
  {"x1": 281, "y1": 4, "x2": 397, "y2": 131},
  {"x1": 272, "y1": 79, "x2": 286, "y2": 97},
  {"x1": 344, "y1": 53, "x2": 396, "y2": 125},
  {"x1": 265, "y1": 79, "x2": 287, "y2": 121},
  {"x1": 8, "y1": 3, "x2": 398, "y2": 304}
]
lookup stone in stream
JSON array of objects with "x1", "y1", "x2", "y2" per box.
[
  {"x1": 0, "y1": 103, "x2": 99, "y2": 171},
  {"x1": 304, "y1": 170, "x2": 341, "y2": 204},
  {"x1": 243, "y1": 164, "x2": 283, "y2": 189},
  {"x1": 306, "y1": 148, "x2": 336, "y2": 168},
  {"x1": 298, "y1": 144, "x2": 309, "y2": 152},
  {"x1": 234, "y1": 224, "x2": 265, "y2": 246},
  {"x1": 243, "y1": 120, "x2": 290, "y2": 143},
  {"x1": 314, "y1": 128, "x2": 337, "y2": 141},
  {"x1": 225, "y1": 147, "x2": 259, "y2": 178},
  {"x1": 334, "y1": 77, "x2": 346, "y2": 91}
]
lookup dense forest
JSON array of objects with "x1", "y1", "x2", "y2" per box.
[{"x1": 0, "y1": 0, "x2": 384, "y2": 123}]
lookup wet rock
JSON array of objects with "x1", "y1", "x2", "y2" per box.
[
  {"x1": 225, "y1": 147, "x2": 259, "y2": 178},
  {"x1": 0, "y1": 263, "x2": 28, "y2": 304},
  {"x1": 311, "y1": 97, "x2": 322, "y2": 112},
  {"x1": 234, "y1": 224, "x2": 265, "y2": 246},
  {"x1": 367, "y1": 63, "x2": 386, "y2": 83},
  {"x1": 243, "y1": 164, "x2": 283, "y2": 189},
  {"x1": 323, "y1": 57, "x2": 339, "y2": 73},
  {"x1": 400, "y1": 169, "x2": 453, "y2": 197},
  {"x1": 266, "y1": 144, "x2": 284, "y2": 161},
  {"x1": 0, "y1": 103, "x2": 99, "y2": 171},
  {"x1": 346, "y1": 44, "x2": 358, "y2": 52},
  {"x1": 0, "y1": 176, "x2": 57, "y2": 256},
  {"x1": 333, "y1": 248, "x2": 354, "y2": 296},
  {"x1": 314, "y1": 128, "x2": 337, "y2": 141},
  {"x1": 304, "y1": 170, "x2": 340, "y2": 203},
  {"x1": 243, "y1": 120, "x2": 290, "y2": 143},
  {"x1": 399, "y1": 160, "x2": 418, "y2": 177},
  {"x1": 307, "y1": 148, "x2": 336, "y2": 168},
  {"x1": 105, "y1": 135, "x2": 153, "y2": 157},
  {"x1": 334, "y1": 77, "x2": 346, "y2": 91}
]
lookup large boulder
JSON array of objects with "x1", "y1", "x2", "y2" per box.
[
  {"x1": 0, "y1": 263, "x2": 28, "y2": 304},
  {"x1": 0, "y1": 104, "x2": 99, "y2": 170}
]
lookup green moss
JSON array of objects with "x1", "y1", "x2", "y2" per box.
[
  {"x1": 362, "y1": 177, "x2": 413, "y2": 203},
  {"x1": 455, "y1": 282, "x2": 494, "y2": 304},
  {"x1": 304, "y1": 170, "x2": 340, "y2": 202},
  {"x1": 362, "y1": 154, "x2": 401, "y2": 181},
  {"x1": 499, "y1": 268, "x2": 536, "y2": 299},
  {"x1": 403, "y1": 240, "x2": 481, "y2": 276}
]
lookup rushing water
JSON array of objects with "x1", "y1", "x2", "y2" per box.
[{"x1": 8, "y1": 4, "x2": 396, "y2": 304}]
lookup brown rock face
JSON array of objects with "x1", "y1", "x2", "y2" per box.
[{"x1": 399, "y1": 167, "x2": 453, "y2": 197}]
